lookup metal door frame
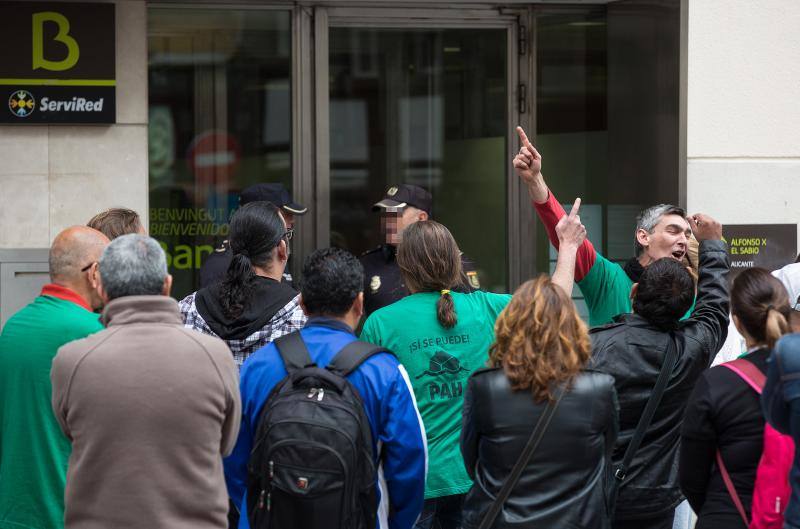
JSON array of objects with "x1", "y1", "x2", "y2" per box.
[{"x1": 306, "y1": 5, "x2": 528, "y2": 291}]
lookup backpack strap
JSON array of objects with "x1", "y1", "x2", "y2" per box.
[
  {"x1": 716, "y1": 450, "x2": 750, "y2": 526},
  {"x1": 327, "y1": 340, "x2": 393, "y2": 377},
  {"x1": 722, "y1": 358, "x2": 766, "y2": 394},
  {"x1": 274, "y1": 332, "x2": 314, "y2": 373}
]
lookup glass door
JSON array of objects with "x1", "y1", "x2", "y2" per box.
[{"x1": 316, "y1": 8, "x2": 522, "y2": 293}]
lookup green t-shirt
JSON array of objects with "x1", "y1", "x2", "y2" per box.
[
  {"x1": 0, "y1": 295, "x2": 103, "y2": 529},
  {"x1": 578, "y1": 254, "x2": 634, "y2": 327},
  {"x1": 578, "y1": 253, "x2": 695, "y2": 327},
  {"x1": 360, "y1": 290, "x2": 512, "y2": 498}
]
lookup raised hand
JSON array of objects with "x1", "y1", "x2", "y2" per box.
[
  {"x1": 555, "y1": 198, "x2": 587, "y2": 249},
  {"x1": 513, "y1": 126, "x2": 549, "y2": 203},
  {"x1": 513, "y1": 126, "x2": 542, "y2": 184},
  {"x1": 687, "y1": 213, "x2": 723, "y2": 241}
]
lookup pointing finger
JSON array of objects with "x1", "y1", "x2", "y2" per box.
[
  {"x1": 568, "y1": 197, "x2": 581, "y2": 218},
  {"x1": 516, "y1": 126, "x2": 530, "y2": 148}
]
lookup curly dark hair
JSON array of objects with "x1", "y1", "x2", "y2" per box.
[
  {"x1": 633, "y1": 257, "x2": 695, "y2": 330},
  {"x1": 300, "y1": 247, "x2": 364, "y2": 316}
]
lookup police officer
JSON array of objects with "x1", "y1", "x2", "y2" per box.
[
  {"x1": 360, "y1": 184, "x2": 481, "y2": 318},
  {"x1": 199, "y1": 183, "x2": 307, "y2": 288}
]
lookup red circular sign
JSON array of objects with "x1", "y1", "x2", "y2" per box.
[{"x1": 186, "y1": 130, "x2": 241, "y2": 185}]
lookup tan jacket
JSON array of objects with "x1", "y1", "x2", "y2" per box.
[{"x1": 52, "y1": 295, "x2": 241, "y2": 529}]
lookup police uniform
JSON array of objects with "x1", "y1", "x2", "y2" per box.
[
  {"x1": 198, "y1": 183, "x2": 306, "y2": 289},
  {"x1": 360, "y1": 184, "x2": 481, "y2": 318},
  {"x1": 361, "y1": 243, "x2": 480, "y2": 318}
]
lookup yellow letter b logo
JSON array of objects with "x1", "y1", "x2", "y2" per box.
[{"x1": 33, "y1": 12, "x2": 80, "y2": 71}]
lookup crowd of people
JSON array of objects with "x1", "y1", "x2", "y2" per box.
[{"x1": 2, "y1": 126, "x2": 800, "y2": 529}]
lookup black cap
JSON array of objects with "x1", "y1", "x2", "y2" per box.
[
  {"x1": 372, "y1": 184, "x2": 432, "y2": 215},
  {"x1": 240, "y1": 183, "x2": 307, "y2": 214}
]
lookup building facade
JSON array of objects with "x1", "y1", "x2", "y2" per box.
[{"x1": 0, "y1": 0, "x2": 798, "y2": 318}]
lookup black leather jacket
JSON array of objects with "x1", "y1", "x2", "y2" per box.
[
  {"x1": 461, "y1": 368, "x2": 618, "y2": 529},
  {"x1": 589, "y1": 239, "x2": 730, "y2": 520}
]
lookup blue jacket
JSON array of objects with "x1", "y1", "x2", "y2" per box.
[
  {"x1": 762, "y1": 333, "x2": 800, "y2": 529},
  {"x1": 224, "y1": 317, "x2": 428, "y2": 529}
]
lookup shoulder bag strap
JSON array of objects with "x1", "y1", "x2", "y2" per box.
[
  {"x1": 477, "y1": 385, "x2": 566, "y2": 529},
  {"x1": 612, "y1": 332, "x2": 678, "y2": 485},
  {"x1": 716, "y1": 450, "x2": 750, "y2": 526},
  {"x1": 274, "y1": 331, "x2": 314, "y2": 373},
  {"x1": 722, "y1": 358, "x2": 766, "y2": 394},
  {"x1": 327, "y1": 340, "x2": 394, "y2": 377}
]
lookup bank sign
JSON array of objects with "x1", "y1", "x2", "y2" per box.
[{"x1": 0, "y1": 2, "x2": 115, "y2": 124}]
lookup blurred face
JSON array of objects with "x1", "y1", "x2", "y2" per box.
[
  {"x1": 637, "y1": 213, "x2": 691, "y2": 265},
  {"x1": 381, "y1": 206, "x2": 427, "y2": 245},
  {"x1": 282, "y1": 211, "x2": 295, "y2": 230}
]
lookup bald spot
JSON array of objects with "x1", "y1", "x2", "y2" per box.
[{"x1": 49, "y1": 226, "x2": 110, "y2": 283}]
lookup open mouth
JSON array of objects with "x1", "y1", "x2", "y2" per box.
[{"x1": 672, "y1": 250, "x2": 686, "y2": 260}]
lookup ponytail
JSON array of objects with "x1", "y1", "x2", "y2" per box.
[
  {"x1": 437, "y1": 289, "x2": 457, "y2": 328},
  {"x1": 731, "y1": 268, "x2": 792, "y2": 350},
  {"x1": 764, "y1": 306, "x2": 790, "y2": 349},
  {"x1": 216, "y1": 202, "x2": 286, "y2": 320},
  {"x1": 220, "y1": 253, "x2": 256, "y2": 319}
]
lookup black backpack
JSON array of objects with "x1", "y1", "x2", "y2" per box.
[{"x1": 246, "y1": 331, "x2": 391, "y2": 529}]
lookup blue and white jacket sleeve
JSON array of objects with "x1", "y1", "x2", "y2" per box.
[{"x1": 378, "y1": 364, "x2": 428, "y2": 529}]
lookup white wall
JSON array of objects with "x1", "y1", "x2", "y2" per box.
[
  {"x1": 687, "y1": 0, "x2": 800, "y2": 250},
  {"x1": 0, "y1": 0, "x2": 147, "y2": 249}
]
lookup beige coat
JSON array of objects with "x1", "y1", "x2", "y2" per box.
[{"x1": 52, "y1": 295, "x2": 241, "y2": 529}]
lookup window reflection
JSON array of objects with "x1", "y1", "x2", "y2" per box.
[
  {"x1": 147, "y1": 9, "x2": 291, "y2": 299},
  {"x1": 329, "y1": 28, "x2": 508, "y2": 292}
]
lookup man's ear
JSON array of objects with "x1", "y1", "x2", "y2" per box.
[
  {"x1": 162, "y1": 274, "x2": 173, "y2": 297},
  {"x1": 352, "y1": 291, "x2": 364, "y2": 319},
  {"x1": 277, "y1": 240, "x2": 289, "y2": 262},
  {"x1": 630, "y1": 283, "x2": 638, "y2": 302},
  {"x1": 635, "y1": 229, "x2": 650, "y2": 251},
  {"x1": 88, "y1": 262, "x2": 101, "y2": 290},
  {"x1": 299, "y1": 294, "x2": 310, "y2": 317},
  {"x1": 418, "y1": 210, "x2": 429, "y2": 222}
]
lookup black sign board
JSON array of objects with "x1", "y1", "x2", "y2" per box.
[
  {"x1": 723, "y1": 224, "x2": 797, "y2": 279},
  {"x1": 0, "y1": 2, "x2": 115, "y2": 124}
]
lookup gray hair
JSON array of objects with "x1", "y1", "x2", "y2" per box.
[
  {"x1": 634, "y1": 204, "x2": 687, "y2": 257},
  {"x1": 99, "y1": 234, "x2": 168, "y2": 300}
]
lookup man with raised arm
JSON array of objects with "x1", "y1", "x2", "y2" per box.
[{"x1": 513, "y1": 126, "x2": 692, "y2": 326}]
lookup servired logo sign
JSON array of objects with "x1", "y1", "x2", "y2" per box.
[{"x1": 0, "y1": 2, "x2": 115, "y2": 124}]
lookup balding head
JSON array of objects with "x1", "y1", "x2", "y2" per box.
[{"x1": 49, "y1": 226, "x2": 109, "y2": 283}]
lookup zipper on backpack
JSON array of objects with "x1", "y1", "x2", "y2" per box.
[
  {"x1": 267, "y1": 460, "x2": 274, "y2": 511},
  {"x1": 306, "y1": 388, "x2": 325, "y2": 401},
  {"x1": 776, "y1": 496, "x2": 781, "y2": 513}
]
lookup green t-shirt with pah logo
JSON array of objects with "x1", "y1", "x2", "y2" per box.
[{"x1": 360, "y1": 290, "x2": 512, "y2": 499}]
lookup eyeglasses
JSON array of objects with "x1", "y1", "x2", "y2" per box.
[
  {"x1": 80, "y1": 261, "x2": 97, "y2": 273},
  {"x1": 283, "y1": 228, "x2": 294, "y2": 241}
]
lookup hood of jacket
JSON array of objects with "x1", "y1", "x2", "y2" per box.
[{"x1": 194, "y1": 276, "x2": 298, "y2": 340}]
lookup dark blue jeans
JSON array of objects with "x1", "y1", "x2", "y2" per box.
[{"x1": 415, "y1": 494, "x2": 465, "y2": 529}]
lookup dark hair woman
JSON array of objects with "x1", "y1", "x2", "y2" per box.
[
  {"x1": 360, "y1": 211, "x2": 588, "y2": 529},
  {"x1": 179, "y1": 201, "x2": 306, "y2": 366},
  {"x1": 680, "y1": 267, "x2": 792, "y2": 529},
  {"x1": 460, "y1": 275, "x2": 618, "y2": 529}
]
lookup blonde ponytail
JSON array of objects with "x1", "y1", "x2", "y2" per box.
[{"x1": 764, "y1": 307, "x2": 790, "y2": 349}]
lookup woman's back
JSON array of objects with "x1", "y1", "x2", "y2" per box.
[
  {"x1": 461, "y1": 368, "x2": 618, "y2": 529},
  {"x1": 680, "y1": 348, "x2": 769, "y2": 529},
  {"x1": 360, "y1": 290, "x2": 511, "y2": 498}
]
